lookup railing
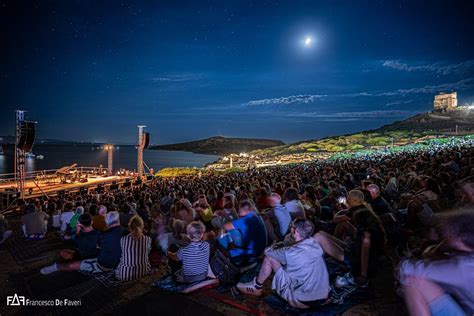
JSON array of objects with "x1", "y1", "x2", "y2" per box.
[{"x1": 0, "y1": 166, "x2": 109, "y2": 184}]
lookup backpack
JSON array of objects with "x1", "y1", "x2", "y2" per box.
[{"x1": 210, "y1": 250, "x2": 240, "y2": 284}]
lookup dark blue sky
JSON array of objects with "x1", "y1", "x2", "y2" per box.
[{"x1": 1, "y1": 0, "x2": 473, "y2": 144}]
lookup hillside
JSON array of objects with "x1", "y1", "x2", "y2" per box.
[
  {"x1": 249, "y1": 108, "x2": 474, "y2": 157},
  {"x1": 149, "y1": 136, "x2": 285, "y2": 155},
  {"x1": 377, "y1": 109, "x2": 474, "y2": 131}
]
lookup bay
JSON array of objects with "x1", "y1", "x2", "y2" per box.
[{"x1": 0, "y1": 144, "x2": 219, "y2": 175}]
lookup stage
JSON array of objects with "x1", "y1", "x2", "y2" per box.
[{"x1": 0, "y1": 175, "x2": 133, "y2": 199}]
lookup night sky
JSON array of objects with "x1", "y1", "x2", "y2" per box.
[{"x1": 1, "y1": 0, "x2": 473, "y2": 144}]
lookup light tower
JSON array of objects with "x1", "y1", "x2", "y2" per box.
[
  {"x1": 15, "y1": 110, "x2": 26, "y2": 198},
  {"x1": 105, "y1": 144, "x2": 114, "y2": 176},
  {"x1": 137, "y1": 125, "x2": 146, "y2": 177}
]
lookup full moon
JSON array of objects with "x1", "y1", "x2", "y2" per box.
[{"x1": 304, "y1": 36, "x2": 312, "y2": 47}]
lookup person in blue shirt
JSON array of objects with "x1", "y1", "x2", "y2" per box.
[{"x1": 218, "y1": 200, "x2": 267, "y2": 267}]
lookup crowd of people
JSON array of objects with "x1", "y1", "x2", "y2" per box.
[{"x1": 1, "y1": 139, "x2": 473, "y2": 315}]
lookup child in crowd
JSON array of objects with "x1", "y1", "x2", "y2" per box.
[
  {"x1": 168, "y1": 221, "x2": 211, "y2": 283},
  {"x1": 158, "y1": 219, "x2": 189, "y2": 253}
]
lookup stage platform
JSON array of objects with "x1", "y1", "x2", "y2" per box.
[{"x1": 0, "y1": 175, "x2": 133, "y2": 199}]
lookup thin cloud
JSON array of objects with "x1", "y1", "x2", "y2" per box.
[
  {"x1": 379, "y1": 78, "x2": 474, "y2": 96},
  {"x1": 150, "y1": 73, "x2": 204, "y2": 82},
  {"x1": 383, "y1": 59, "x2": 474, "y2": 75},
  {"x1": 243, "y1": 79, "x2": 473, "y2": 107},
  {"x1": 289, "y1": 110, "x2": 413, "y2": 119},
  {"x1": 244, "y1": 94, "x2": 326, "y2": 106},
  {"x1": 385, "y1": 99, "x2": 414, "y2": 106}
]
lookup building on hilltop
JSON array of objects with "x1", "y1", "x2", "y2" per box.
[{"x1": 434, "y1": 92, "x2": 457, "y2": 112}]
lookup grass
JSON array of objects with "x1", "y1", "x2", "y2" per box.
[
  {"x1": 250, "y1": 130, "x2": 445, "y2": 157},
  {"x1": 155, "y1": 166, "x2": 245, "y2": 177}
]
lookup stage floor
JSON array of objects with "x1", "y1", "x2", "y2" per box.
[{"x1": 0, "y1": 175, "x2": 130, "y2": 198}]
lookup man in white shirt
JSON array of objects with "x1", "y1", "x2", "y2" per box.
[
  {"x1": 237, "y1": 218, "x2": 330, "y2": 309},
  {"x1": 60, "y1": 202, "x2": 75, "y2": 233}
]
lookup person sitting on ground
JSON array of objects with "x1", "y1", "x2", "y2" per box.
[
  {"x1": 366, "y1": 184, "x2": 393, "y2": 215},
  {"x1": 211, "y1": 194, "x2": 239, "y2": 229},
  {"x1": 48, "y1": 202, "x2": 61, "y2": 229},
  {"x1": 193, "y1": 194, "x2": 213, "y2": 228},
  {"x1": 349, "y1": 208, "x2": 387, "y2": 285},
  {"x1": 116, "y1": 215, "x2": 152, "y2": 281},
  {"x1": 301, "y1": 185, "x2": 321, "y2": 220},
  {"x1": 41, "y1": 211, "x2": 124, "y2": 275},
  {"x1": 263, "y1": 193, "x2": 291, "y2": 242},
  {"x1": 0, "y1": 214, "x2": 12, "y2": 244},
  {"x1": 93, "y1": 205, "x2": 108, "y2": 232},
  {"x1": 49, "y1": 214, "x2": 100, "y2": 265},
  {"x1": 218, "y1": 200, "x2": 267, "y2": 267},
  {"x1": 158, "y1": 219, "x2": 189, "y2": 253},
  {"x1": 283, "y1": 187, "x2": 305, "y2": 219},
  {"x1": 237, "y1": 218, "x2": 330, "y2": 309},
  {"x1": 59, "y1": 202, "x2": 75, "y2": 234},
  {"x1": 172, "y1": 199, "x2": 195, "y2": 224},
  {"x1": 399, "y1": 209, "x2": 474, "y2": 316},
  {"x1": 333, "y1": 190, "x2": 367, "y2": 241},
  {"x1": 168, "y1": 221, "x2": 212, "y2": 283},
  {"x1": 22, "y1": 204, "x2": 49, "y2": 239},
  {"x1": 66, "y1": 206, "x2": 84, "y2": 238}
]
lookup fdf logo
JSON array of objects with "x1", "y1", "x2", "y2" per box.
[{"x1": 6, "y1": 294, "x2": 25, "y2": 306}]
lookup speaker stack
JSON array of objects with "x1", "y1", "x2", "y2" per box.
[
  {"x1": 142, "y1": 132, "x2": 150, "y2": 149},
  {"x1": 17, "y1": 121, "x2": 36, "y2": 151}
]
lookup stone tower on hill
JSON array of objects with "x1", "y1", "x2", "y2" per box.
[{"x1": 434, "y1": 92, "x2": 457, "y2": 112}]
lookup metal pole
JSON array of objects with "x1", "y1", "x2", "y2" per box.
[
  {"x1": 106, "y1": 144, "x2": 113, "y2": 176},
  {"x1": 15, "y1": 110, "x2": 26, "y2": 199},
  {"x1": 137, "y1": 125, "x2": 146, "y2": 177}
]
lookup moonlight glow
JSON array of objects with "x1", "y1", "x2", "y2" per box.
[{"x1": 304, "y1": 36, "x2": 313, "y2": 47}]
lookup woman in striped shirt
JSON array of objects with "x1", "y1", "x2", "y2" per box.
[{"x1": 116, "y1": 215, "x2": 152, "y2": 281}]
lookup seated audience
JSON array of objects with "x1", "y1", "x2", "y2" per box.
[
  {"x1": 367, "y1": 184, "x2": 392, "y2": 215},
  {"x1": 237, "y1": 218, "x2": 330, "y2": 309},
  {"x1": 22, "y1": 204, "x2": 49, "y2": 238},
  {"x1": 116, "y1": 215, "x2": 152, "y2": 281},
  {"x1": 41, "y1": 211, "x2": 124, "y2": 274},
  {"x1": 263, "y1": 193, "x2": 291, "y2": 242},
  {"x1": 219, "y1": 200, "x2": 267, "y2": 267},
  {"x1": 283, "y1": 188, "x2": 305, "y2": 219},
  {"x1": 93, "y1": 205, "x2": 108, "y2": 232},
  {"x1": 59, "y1": 202, "x2": 75, "y2": 234},
  {"x1": 400, "y1": 209, "x2": 474, "y2": 316},
  {"x1": 168, "y1": 221, "x2": 212, "y2": 283}
]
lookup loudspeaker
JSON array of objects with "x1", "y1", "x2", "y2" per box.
[
  {"x1": 17, "y1": 121, "x2": 36, "y2": 152},
  {"x1": 146, "y1": 175, "x2": 153, "y2": 181},
  {"x1": 1, "y1": 191, "x2": 19, "y2": 208},
  {"x1": 134, "y1": 179, "x2": 142, "y2": 185},
  {"x1": 109, "y1": 184, "x2": 119, "y2": 191},
  {"x1": 141, "y1": 132, "x2": 150, "y2": 149}
]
